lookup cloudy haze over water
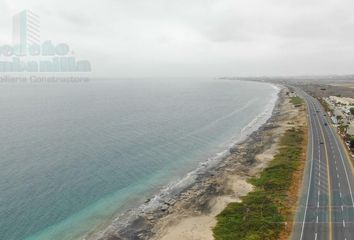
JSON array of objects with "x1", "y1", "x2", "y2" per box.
[{"x1": 1, "y1": 0, "x2": 354, "y2": 77}]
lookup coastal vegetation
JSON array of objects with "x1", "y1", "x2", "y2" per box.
[
  {"x1": 213, "y1": 126, "x2": 305, "y2": 240},
  {"x1": 319, "y1": 98, "x2": 331, "y2": 113},
  {"x1": 289, "y1": 96, "x2": 303, "y2": 106}
]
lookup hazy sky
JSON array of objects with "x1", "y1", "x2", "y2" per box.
[{"x1": 1, "y1": 0, "x2": 354, "y2": 77}]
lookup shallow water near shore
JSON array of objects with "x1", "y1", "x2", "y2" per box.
[{"x1": 0, "y1": 78, "x2": 278, "y2": 240}]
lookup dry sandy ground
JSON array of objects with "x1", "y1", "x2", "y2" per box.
[
  {"x1": 157, "y1": 176, "x2": 252, "y2": 240},
  {"x1": 153, "y1": 90, "x2": 306, "y2": 240}
]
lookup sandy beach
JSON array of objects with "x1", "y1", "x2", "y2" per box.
[{"x1": 92, "y1": 86, "x2": 306, "y2": 240}]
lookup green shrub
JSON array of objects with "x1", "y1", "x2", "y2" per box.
[
  {"x1": 213, "y1": 128, "x2": 304, "y2": 240},
  {"x1": 289, "y1": 97, "x2": 303, "y2": 106}
]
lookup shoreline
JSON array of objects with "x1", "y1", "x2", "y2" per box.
[
  {"x1": 87, "y1": 83, "x2": 283, "y2": 240},
  {"x1": 151, "y1": 87, "x2": 302, "y2": 240}
]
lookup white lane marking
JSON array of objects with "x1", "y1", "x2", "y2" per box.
[
  {"x1": 340, "y1": 192, "x2": 342, "y2": 198},
  {"x1": 317, "y1": 201, "x2": 319, "y2": 208},
  {"x1": 341, "y1": 205, "x2": 344, "y2": 211},
  {"x1": 316, "y1": 215, "x2": 318, "y2": 223},
  {"x1": 315, "y1": 233, "x2": 317, "y2": 240},
  {"x1": 339, "y1": 182, "x2": 341, "y2": 187},
  {"x1": 318, "y1": 190, "x2": 320, "y2": 196},
  {"x1": 343, "y1": 220, "x2": 346, "y2": 227},
  {"x1": 327, "y1": 119, "x2": 354, "y2": 209},
  {"x1": 337, "y1": 173, "x2": 339, "y2": 179},
  {"x1": 299, "y1": 96, "x2": 316, "y2": 240}
]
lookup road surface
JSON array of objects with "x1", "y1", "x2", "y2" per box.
[{"x1": 292, "y1": 89, "x2": 354, "y2": 240}]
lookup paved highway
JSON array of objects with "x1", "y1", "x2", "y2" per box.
[{"x1": 292, "y1": 89, "x2": 354, "y2": 240}]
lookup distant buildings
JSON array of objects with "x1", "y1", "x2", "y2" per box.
[
  {"x1": 329, "y1": 96, "x2": 354, "y2": 106},
  {"x1": 331, "y1": 116, "x2": 338, "y2": 125},
  {"x1": 12, "y1": 10, "x2": 40, "y2": 55},
  {"x1": 325, "y1": 96, "x2": 354, "y2": 137}
]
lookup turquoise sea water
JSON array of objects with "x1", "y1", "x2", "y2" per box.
[{"x1": 0, "y1": 78, "x2": 278, "y2": 240}]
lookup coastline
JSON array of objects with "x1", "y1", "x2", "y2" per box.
[
  {"x1": 87, "y1": 83, "x2": 284, "y2": 240},
  {"x1": 151, "y1": 86, "x2": 305, "y2": 240}
]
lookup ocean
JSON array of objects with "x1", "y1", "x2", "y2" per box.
[{"x1": 0, "y1": 78, "x2": 279, "y2": 240}]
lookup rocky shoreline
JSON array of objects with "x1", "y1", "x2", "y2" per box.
[{"x1": 90, "y1": 86, "x2": 301, "y2": 240}]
